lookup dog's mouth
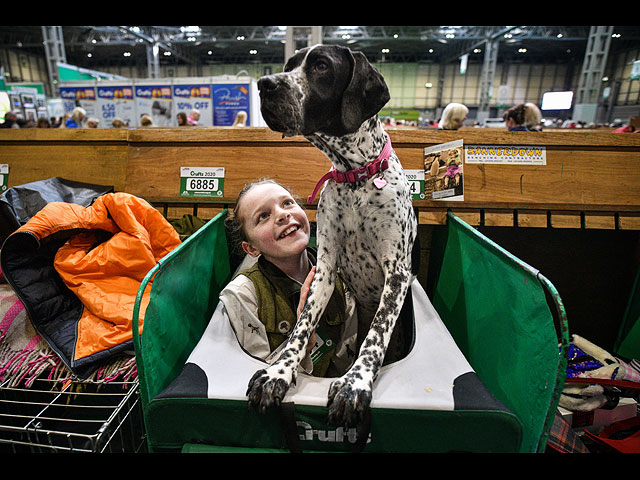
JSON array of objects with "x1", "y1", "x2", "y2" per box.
[{"x1": 279, "y1": 224, "x2": 300, "y2": 239}]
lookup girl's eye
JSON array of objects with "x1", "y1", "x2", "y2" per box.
[
  {"x1": 283, "y1": 199, "x2": 294, "y2": 207},
  {"x1": 257, "y1": 212, "x2": 269, "y2": 222}
]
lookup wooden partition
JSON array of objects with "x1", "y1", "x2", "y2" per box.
[{"x1": 1, "y1": 126, "x2": 639, "y2": 230}]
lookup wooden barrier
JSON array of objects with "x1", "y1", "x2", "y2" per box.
[{"x1": 1, "y1": 126, "x2": 639, "y2": 229}]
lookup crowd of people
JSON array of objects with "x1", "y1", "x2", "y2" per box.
[
  {"x1": 2, "y1": 102, "x2": 637, "y2": 133},
  {"x1": 381, "y1": 102, "x2": 639, "y2": 133}
]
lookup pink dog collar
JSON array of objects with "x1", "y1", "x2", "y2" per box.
[{"x1": 307, "y1": 133, "x2": 392, "y2": 203}]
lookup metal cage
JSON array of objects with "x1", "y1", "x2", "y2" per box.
[{"x1": 0, "y1": 375, "x2": 146, "y2": 453}]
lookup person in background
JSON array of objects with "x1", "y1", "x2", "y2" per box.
[
  {"x1": 503, "y1": 104, "x2": 529, "y2": 131},
  {"x1": 613, "y1": 116, "x2": 639, "y2": 133},
  {"x1": 65, "y1": 107, "x2": 86, "y2": 128},
  {"x1": 111, "y1": 118, "x2": 126, "y2": 128},
  {"x1": 187, "y1": 109, "x2": 200, "y2": 126},
  {"x1": 36, "y1": 117, "x2": 51, "y2": 128},
  {"x1": 140, "y1": 114, "x2": 153, "y2": 127},
  {"x1": 524, "y1": 103, "x2": 543, "y2": 131},
  {"x1": 0, "y1": 111, "x2": 19, "y2": 128},
  {"x1": 87, "y1": 117, "x2": 100, "y2": 128},
  {"x1": 232, "y1": 111, "x2": 247, "y2": 127},
  {"x1": 58, "y1": 113, "x2": 70, "y2": 128},
  {"x1": 177, "y1": 112, "x2": 188, "y2": 126},
  {"x1": 438, "y1": 103, "x2": 468, "y2": 130}
]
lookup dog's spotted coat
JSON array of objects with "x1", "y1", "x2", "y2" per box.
[{"x1": 247, "y1": 44, "x2": 417, "y2": 428}]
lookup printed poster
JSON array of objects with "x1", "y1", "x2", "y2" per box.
[
  {"x1": 424, "y1": 139, "x2": 464, "y2": 201},
  {"x1": 212, "y1": 83, "x2": 251, "y2": 126},
  {"x1": 96, "y1": 85, "x2": 136, "y2": 127},
  {"x1": 135, "y1": 84, "x2": 173, "y2": 127},
  {"x1": 58, "y1": 86, "x2": 97, "y2": 118},
  {"x1": 173, "y1": 83, "x2": 213, "y2": 126},
  {"x1": 465, "y1": 145, "x2": 547, "y2": 165}
]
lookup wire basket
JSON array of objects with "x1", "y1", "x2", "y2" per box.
[{"x1": 0, "y1": 375, "x2": 146, "y2": 453}]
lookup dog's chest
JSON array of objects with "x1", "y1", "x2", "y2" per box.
[{"x1": 317, "y1": 181, "x2": 402, "y2": 306}]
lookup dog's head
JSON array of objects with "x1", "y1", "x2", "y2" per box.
[{"x1": 258, "y1": 45, "x2": 390, "y2": 137}]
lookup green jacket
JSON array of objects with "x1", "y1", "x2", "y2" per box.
[{"x1": 239, "y1": 250, "x2": 349, "y2": 377}]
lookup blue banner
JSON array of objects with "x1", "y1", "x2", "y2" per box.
[{"x1": 212, "y1": 83, "x2": 250, "y2": 126}]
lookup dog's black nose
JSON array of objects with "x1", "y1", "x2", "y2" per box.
[{"x1": 258, "y1": 75, "x2": 279, "y2": 92}]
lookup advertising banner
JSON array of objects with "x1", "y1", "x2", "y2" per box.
[
  {"x1": 212, "y1": 83, "x2": 251, "y2": 126},
  {"x1": 59, "y1": 85, "x2": 97, "y2": 118},
  {"x1": 465, "y1": 145, "x2": 547, "y2": 165},
  {"x1": 173, "y1": 82, "x2": 213, "y2": 126},
  {"x1": 96, "y1": 84, "x2": 136, "y2": 127},
  {"x1": 135, "y1": 83, "x2": 173, "y2": 127}
]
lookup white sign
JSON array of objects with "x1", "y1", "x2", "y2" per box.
[
  {"x1": 180, "y1": 167, "x2": 225, "y2": 197},
  {"x1": 404, "y1": 169, "x2": 425, "y2": 200}
]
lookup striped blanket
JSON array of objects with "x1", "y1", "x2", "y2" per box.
[{"x1": 0, "y1": 278, "x2": 137, "y2": 388}]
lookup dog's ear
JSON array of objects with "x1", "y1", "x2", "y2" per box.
[{"x1": 341, "y1": 50, "x2": 390, "y2": 133}]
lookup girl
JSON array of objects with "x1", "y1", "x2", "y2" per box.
[{"x1": 222, "y1": 179, "x2": 357, "y2": 378}]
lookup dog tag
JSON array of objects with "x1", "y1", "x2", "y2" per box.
[{"x1": 373, "y1": 176, "x2": 387, "y2": 189}]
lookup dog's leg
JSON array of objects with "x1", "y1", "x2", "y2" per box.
[
  {"x1": 246, "y1": 250, "x2": 338, "y2": 413},
  {"x1": 327, "y1": 260, "x2": 413, "y2": 427}
]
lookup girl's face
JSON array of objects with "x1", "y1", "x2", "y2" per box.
[{"x1": 238, "y1": 183, "x2": 310, "y2": 264}]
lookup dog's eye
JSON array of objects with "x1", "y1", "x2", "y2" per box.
[{"x1": 313, "y1": 61, "x2": 328, "y2": 72}]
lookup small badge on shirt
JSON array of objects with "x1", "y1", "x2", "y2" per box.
[{"x1": 278, "y1": 320, "x2": 291, "y2": 335}]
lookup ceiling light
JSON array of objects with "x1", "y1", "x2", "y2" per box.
[
  {"x1": 557, "y1": 33, "x2": 563, "y2": 38},
  {"x1": 250, "y1": 49, "x2": 257, "y2": 55},
  {"x1": 518, "y1": 48, "x2": 527, "y2": 53},
  {"x1": 163, "y1": 51, "x2": 171, "y2": 56},
  {"x1": 123, "y1": 52, "x2": 131, "y2": 57},
  {"x1": 237, "y1": 35, "x2": 245, "y2": 41},
  {"x1": 381, "y1": 48, "x2": 390, "y2": 53}
]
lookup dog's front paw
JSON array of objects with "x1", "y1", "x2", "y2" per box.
[
  {"x1": 327, "y1": 374, "x2": 372, "y2": 428},
  {"x1": 246, "y1": 366, "x2": 294, "y2": 413}
]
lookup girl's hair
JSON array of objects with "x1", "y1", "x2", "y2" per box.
[
  {"x1": 503, "y1": 103, "x2": 527, "y2": 125},
  {"x1": 225, "y1": 178, "x2": 303, "y2": 255}
]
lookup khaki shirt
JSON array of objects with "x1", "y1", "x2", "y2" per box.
[{"x1": 219, "y1": 258, "x2": 358, "y2": 376}]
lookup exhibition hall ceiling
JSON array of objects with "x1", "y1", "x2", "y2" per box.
[{"x1": 1, "y1": 26, "x2": 639, "y2": 67}]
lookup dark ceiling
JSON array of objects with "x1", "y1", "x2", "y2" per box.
[{"x1": 1, "y1": 26, "x2": 639, "y2": 69}]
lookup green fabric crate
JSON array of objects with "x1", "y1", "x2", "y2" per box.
[{"x1": 132, "y1": 210, "x2": 568, "y2": 453}]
